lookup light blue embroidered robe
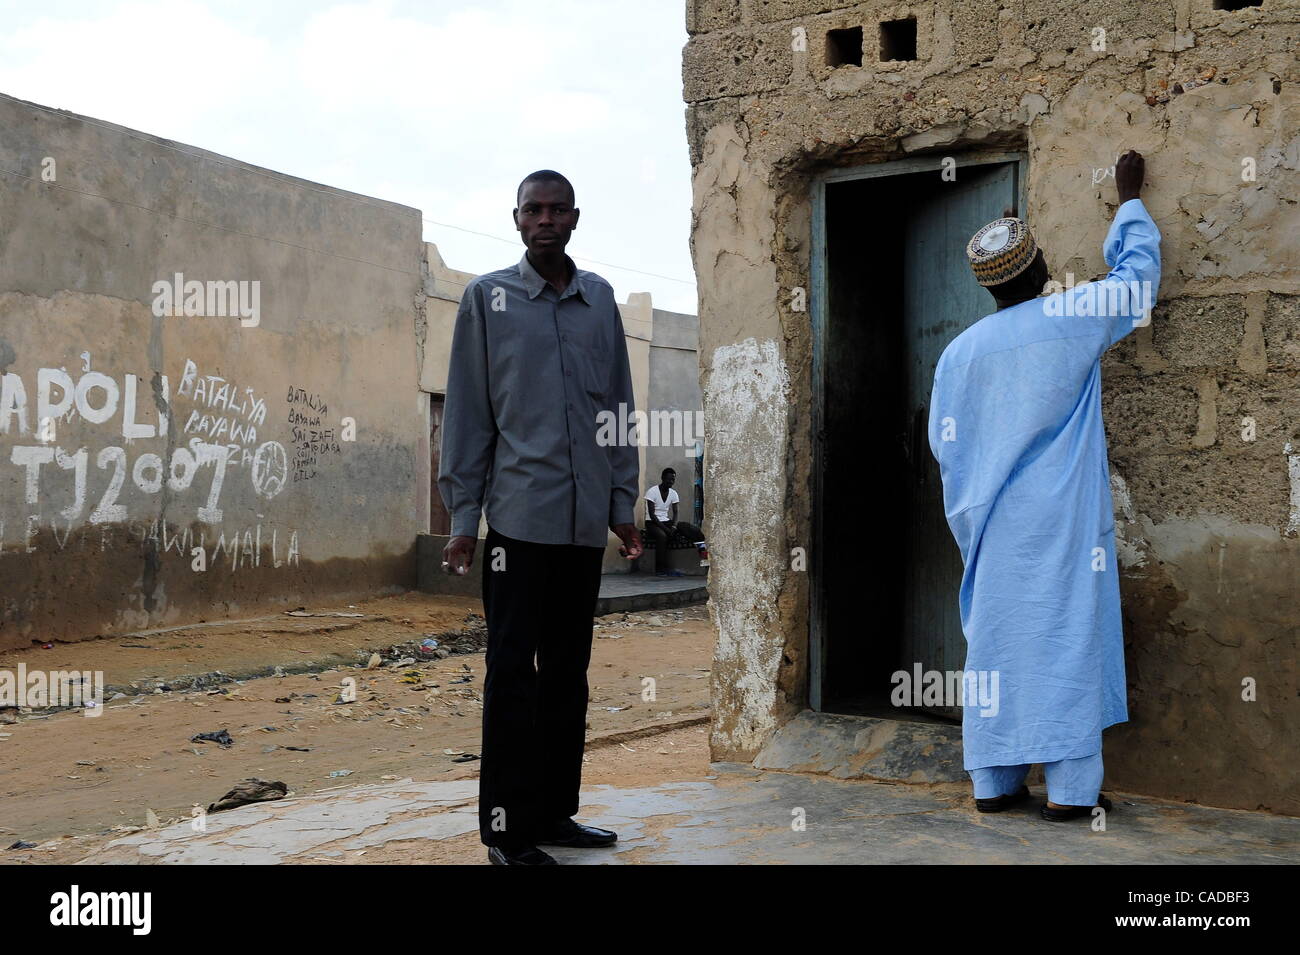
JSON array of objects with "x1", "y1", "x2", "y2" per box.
[{"x1": 928, "y1": 199, "x2": 1161, "y2": 768}]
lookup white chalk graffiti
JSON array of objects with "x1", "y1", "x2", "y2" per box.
[
  {"x1": 252, "y1": 440, "x2": 289, "y2": 499},
  {"x1": 3, "y1": 361, "x2": 287, "y2": 524},
  {"x1": 9, "y1": 442, "x2": 229, "y2": 523},
  {"x1": 1091, "y1": 157, "x2": 1119, "y2": 185},
  {"x1": 0, "y1": 358, "x2": 334, "y2": 583},
  {"x1": 177, "y1": 359, "x2": 269, "y2": 469},
  {"x1": 0, "y1": 369, "x2": 169, "y2": 440},
  {"x1": 0, "y1": 516, "x2": 300, "y2": 570}
]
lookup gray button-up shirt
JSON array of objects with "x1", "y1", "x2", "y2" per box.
[{"x1": 437, "y1": 251, "x2": 639, "y2": 548}]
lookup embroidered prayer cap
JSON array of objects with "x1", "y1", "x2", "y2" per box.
[{"x1": 966, "y1": 217, "x2": 1038, "y2": 287}]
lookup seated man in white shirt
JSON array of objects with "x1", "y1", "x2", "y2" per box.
[{"x1": 643, "y1": 468, "x2": 704, "y2": 576}]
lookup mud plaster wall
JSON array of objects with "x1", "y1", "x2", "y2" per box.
[
  {"x1": 0, "y1": 95, "x2": 427, "y2": 649},
  {"x1": 684, "y1": 0, "x2": 1299, "y2": 812}
]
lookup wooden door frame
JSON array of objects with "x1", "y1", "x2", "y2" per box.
[{"x1": 808, "y1": 150, "x2": 1028, "y2": 712}]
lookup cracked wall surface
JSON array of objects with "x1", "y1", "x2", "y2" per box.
[
  {"x1": 684, "y1": 0, "x2": 1299, "y2": 811},
  {"x1": 0, "y1": 95, "x2": 427, "y2": 648}
]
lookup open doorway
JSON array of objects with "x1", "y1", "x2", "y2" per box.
[
  {"x1": 810, "y1": 153, "x2": 1026, "y2": 721},
  {"x1": 429, "y1": 394, "x2": 450, "y2": 535}
]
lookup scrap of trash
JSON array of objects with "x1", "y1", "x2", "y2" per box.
[
  {"x1": 190, "y1": 729, "x2": 234, "y2": 748},
  {"x1": 1145, "y1": 66, "x2": 1219, "y2": 105}
]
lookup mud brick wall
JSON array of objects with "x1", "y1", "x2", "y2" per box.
[{"x1": 683, "y1": 0, "x2": 1299, "y2": 812}]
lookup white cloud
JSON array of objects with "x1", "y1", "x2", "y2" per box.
[
  {"x1": 0, "y1": 1, "x2": 277, "y2": 141},
  {"x1": 0, "y1": 0, "x2": 697, "y2": 311}
]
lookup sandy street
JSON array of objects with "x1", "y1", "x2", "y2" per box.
[{"x1": 0, "y1": 593, "x2": 713, "y2": 864}]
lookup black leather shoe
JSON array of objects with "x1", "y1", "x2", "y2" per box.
[
  {"x1": 535, "y1": 818, "x2": 617, "y2": 848},
  {"x1": 974, "y1": 784, "x2": 1031, "y2": 814},
  {"x1": 1040, "y1": 793, "x2": 1113, "y2": 822},
  {"x1": 488, "y1": 845, "x2": 558, "y2": 865}
]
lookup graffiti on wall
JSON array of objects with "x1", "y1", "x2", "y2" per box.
[
  {"x1": 1, "y1": 356, "x2": 344, "y2": 572},
  {"x1": 177, "y1": 359, "x2": 269, "y2": 468},
  {"x1": 286, "y1": 386, "x2": 341, "y2": 483}
]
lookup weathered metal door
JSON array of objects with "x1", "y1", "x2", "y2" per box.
[{"x1": 900, "y1": 162, "x2": 1017, "y2": 716}]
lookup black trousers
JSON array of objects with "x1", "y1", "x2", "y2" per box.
[
  {"x1": 478, "y1": 525, "x2": 605, "y2": 847},
  {"x1": 644, "y1": 521, "x2": 705, "y2": 569}
]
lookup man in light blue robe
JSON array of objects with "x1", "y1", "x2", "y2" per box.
[{"x1": 928, "y1": 151, "x2": 1160, "y2": 821}]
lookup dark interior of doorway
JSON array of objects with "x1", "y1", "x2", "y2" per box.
[
  {"x1": 819, "y1": 168, "x2": 993, "y2": 724},
  {"x1": 430, "y1": 394, "x2": 450, "y2": 535}
]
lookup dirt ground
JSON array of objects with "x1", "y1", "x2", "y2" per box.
[{"x1": 0, "y1": 591, "x2": 714, "y2": 863}]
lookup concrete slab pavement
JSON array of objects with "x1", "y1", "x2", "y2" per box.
[
  {"x1": 74, "y1": 764, "x2": 1299, "y2": 865},
  {"x1": 595, "y1": 571, "x2": 707, "y2": 614}
]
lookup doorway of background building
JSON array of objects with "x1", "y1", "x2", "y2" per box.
[
  {"x1": 810, "y1": 153, "x2": 1025, "y2": 721},
  {"x1": 429, "y1": 394, "x2": 450, "y2": 535}
]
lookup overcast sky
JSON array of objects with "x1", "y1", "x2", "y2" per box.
[{"x1": 0, "y1": 0, "x2": 698, "y2": 312}]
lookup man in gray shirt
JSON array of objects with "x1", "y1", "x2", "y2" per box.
[{"x1": 438, "y1": 169, "x2": 642, "y2": 865}]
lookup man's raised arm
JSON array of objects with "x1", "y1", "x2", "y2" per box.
[{"x1": 1096, "y1": 149, "x2": 1162, "y2": 349}]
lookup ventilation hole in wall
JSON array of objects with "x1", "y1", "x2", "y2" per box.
[
  {"x1": 826, "y1": 26, "x2": 863, "y2": 67},
  {"x1": 1213, "y1": 0, "x2": 1262, "y2": 8},
  {"x1": 880, "y1": 18, "x2": 917, "y2": 62}
]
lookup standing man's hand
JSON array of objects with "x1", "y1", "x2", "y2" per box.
[
  {"x1": 612, "y1": 523, "x2": 642, "y2": 560},
  {"x1": 442, "y1": 535, "x2": 477, "y2": 575},
  {"x1": 1116, "y1": 149, "x2": 1145, "y2": 203}
]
